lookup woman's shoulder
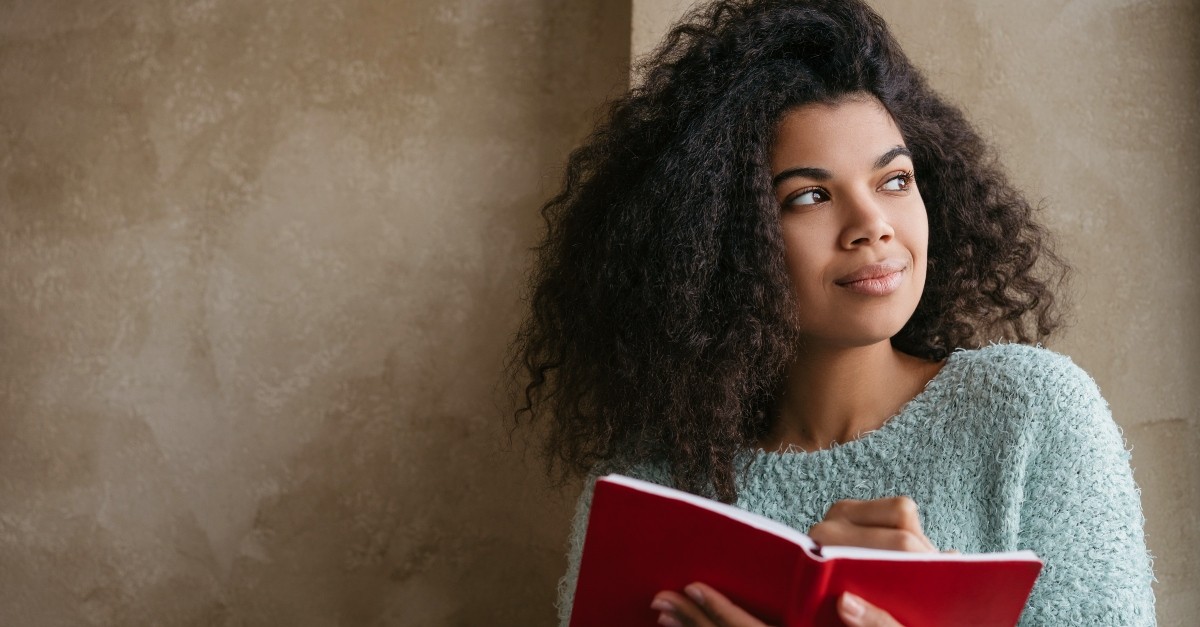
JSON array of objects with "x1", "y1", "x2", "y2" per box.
[
  {"x1": 941, "y1": 343, "x2": 1116, "y2": 438},
  {"x1": 944, "y1": 342, "x2": 1099, "y2": 400},
  {"x1": 586, "y1": 456, "x2": 673, "y2": 488},
  {"x1": 948, "y1": 342, "x2": 1081, "y2": 375}
]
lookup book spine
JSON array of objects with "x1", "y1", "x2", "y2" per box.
[{"x1": 785, "y1": 551, "x2": 833, "y2": 626}]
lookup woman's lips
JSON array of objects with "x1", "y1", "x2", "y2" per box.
[{"x1": 834, "y1": 260, "x2": 907, "y2": 296}]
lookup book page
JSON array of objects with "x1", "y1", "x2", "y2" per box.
[{"x1": 820, "y1": 545, "x2": 1039, "y2": 562}]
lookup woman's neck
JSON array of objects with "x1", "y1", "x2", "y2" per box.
[{"x1": 761, "y1": 341, "x2": 943, "y2": 452}]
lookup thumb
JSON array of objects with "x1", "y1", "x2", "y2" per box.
[{"x1": 837, "y1": 592, "x2": 903, "y2": 627}]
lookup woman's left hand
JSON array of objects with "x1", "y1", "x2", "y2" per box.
[{"x1": 651, "y1": 583, "x2": 903, "y2": 627}]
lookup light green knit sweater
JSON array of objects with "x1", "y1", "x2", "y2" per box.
[{"x1": 557, "y1": 344, "x2": 1156, "y2": 625}]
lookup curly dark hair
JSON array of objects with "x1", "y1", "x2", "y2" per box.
[{"x1": 509, "y1": 0, "x2": 1070, "y2": 503}]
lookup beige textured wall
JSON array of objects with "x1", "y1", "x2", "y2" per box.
[
  {"x1": 631, "y1": 0, "x2": 697, "y2": 65},
  {"x1": 0, "y1": 1, "x2": 628, "y2": 625},
  {"x1": 5, "y1": 0, "x2": 1197, "y2": 624},
  {"x1": 633, "y1": 0, "x2": 1200, "y2": 624}
]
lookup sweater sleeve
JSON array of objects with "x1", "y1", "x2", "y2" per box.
[
  {"x1": 555, "y1": 473, "x2": 598, "y2": 627},
  {"x1": 1016, "y1": 357, "x2": 1156, "y2": 625}
]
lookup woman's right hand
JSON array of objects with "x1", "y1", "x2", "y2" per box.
[
  {"x1": 653, "y1": 584, "x2": 904, "y2": 627},
  {"x1": 837, "y1": 591, "x2": 905, "y2": 627},
  {"x1": 808, "y1": 496, "x2": 940, "y2": 553}
]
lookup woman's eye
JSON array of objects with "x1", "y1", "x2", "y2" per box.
[
  {"x1": 881, "y1": 172, "x2": 914, "y2": 192},
  {"x1": 788, "y1": 188, "x2": 829, "y2": 206}
]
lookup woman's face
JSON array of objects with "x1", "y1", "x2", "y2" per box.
[{"x1": 769, "y1": 96, "x2": 928, "y2": 349}]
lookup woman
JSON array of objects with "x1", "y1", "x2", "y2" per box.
[{"x1": 510, "y1": 0, "x2": 1155, "y2": 625}]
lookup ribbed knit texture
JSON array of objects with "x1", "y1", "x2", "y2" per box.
[{"x1": 557, "y1": 344, "x2": 1156, "y2": 626}]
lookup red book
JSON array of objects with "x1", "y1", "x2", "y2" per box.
[{"x1": 569, "y1": 475, "x2": 1042, "y2": 627}]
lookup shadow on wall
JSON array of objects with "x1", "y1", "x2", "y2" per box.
[{"x1": 0, "y1": 0, "x2": 629, "y2": 625}]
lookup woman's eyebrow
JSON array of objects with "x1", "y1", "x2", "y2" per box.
[
  {"x1": 771, "y1": 166, "x2": 831, "y2": 187},
  {"x1": 874, "y1": 145, "x2": 912, "y2": 169},
  {"x1": 772, "y1": 146, "x2": 913, "y2": 188}
]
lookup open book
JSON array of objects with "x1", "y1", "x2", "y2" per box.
[{"x1": 569, "y1": 475, "x2": 1042, "y2": 627}]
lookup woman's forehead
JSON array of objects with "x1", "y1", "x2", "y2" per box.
[{"x1": 771, "y1": 98, "x2": 906, "y2": 171}]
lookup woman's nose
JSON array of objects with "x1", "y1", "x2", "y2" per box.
[{"x1": 839, "y1": 193, "x2": 895, "y2": 249}]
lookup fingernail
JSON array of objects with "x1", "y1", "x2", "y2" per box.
[
  {"x1": 684, "y1": 584, "x2": 705, "y2": 605},
  {"x1": 650, "y1": 599, "x2": 674, "y2": 613},
  {"x1": 841, "y1": 591, "x2": 865, "y2": 619},
  {"x1": 657, "y1": 612, "x2": 683, "y2": 627}
]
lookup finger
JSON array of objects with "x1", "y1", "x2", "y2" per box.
[
  {"x1": 809, "y1": 519, "x2": 928, "y2": 552},
  {"x1": 808, "y1": 520, "x2": 937, "y2": 553},
  {"x1": 652, "y1": 590, "x2": 713, "y2": 627},
  {"x1": 824, "y1": 497, "x2": 924, "y2": 536},
  {"x1": 683, "y1": 582, "x2": 769, "y2": 627},
  {"x1": 838, "y1": 592, "x2": 904, "y2": 627}
]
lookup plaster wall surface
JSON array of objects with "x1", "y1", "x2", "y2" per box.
[
  {"x1": 4, "y1": 0, "x2": 1197, "y2": 625},
  {"x1": 631, "y1": 0, "x2": 698, "y2": 66},
  {"x1": 632, "y1": 0, "x2": 1200, "y2": 624},
  {"x1": 0, "y1": 1, "x2": 628, "y2": 625}
]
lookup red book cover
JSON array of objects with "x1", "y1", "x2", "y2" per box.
[{"x1": 569, "y1": 475, "x2": 1042, "y2": 627}]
